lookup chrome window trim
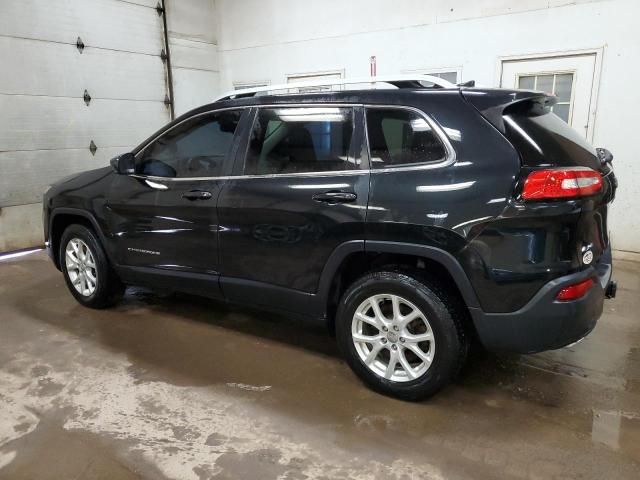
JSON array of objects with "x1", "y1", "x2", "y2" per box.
[
  {"x1": 134, "y1": 170, "x2": 368, "y2": 183},
  {"x1": 363, "y1": 104, "x2": 456, "y2": 173},
  {"x1": 129, "y1": 103, "x2": 456, "y2": 182}
]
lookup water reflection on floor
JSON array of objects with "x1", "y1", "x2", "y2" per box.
[{"x1": 0, "y1": 252, "x2": 639, "y2": 479}]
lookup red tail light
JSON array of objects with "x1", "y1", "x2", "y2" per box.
[
  {"x1": 522, "y1": 167, "x2": 603, "y2": 200},
  {"x1": 556, "y1": 278, "x2": 594, "y2": 301}
]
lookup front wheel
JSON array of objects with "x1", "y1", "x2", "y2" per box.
[
  {"x1": 336, "y1": 270, "x2": 469, "y2": 401},
  {"x1": 60, "y1": 224, "x2": 124, "y2": 309}
]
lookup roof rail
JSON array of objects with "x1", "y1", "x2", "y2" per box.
[{"x1": 215, "y1": 74, "x2": 457, "y2": 102}]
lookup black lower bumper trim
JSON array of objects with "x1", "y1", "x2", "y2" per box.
[{"x1": 469, "y1": 261, "x2": 612, "y2": 354}]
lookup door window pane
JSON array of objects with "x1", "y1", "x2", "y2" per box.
[
  {"x1": 137, "y1": 110, "x2": 243, "y2": 178},
  {"x1": 244, "y1": 107, "x2": 354, "y2": 175},
  {"x1": 536, "y1": 75, "x2": 554, "y2": 95},
  {"x1": 234, "y1": 82, "x2": 269, "y2": 90},
  {"x1": 434, "y1": 71, "x2": 458, "y2": 84},
  {"x1": 518, "y1": 76, "x2": 535, "y2": 90},
  {"x1": 553, "y1": 104, "x2": 570, "y2": 123},
  {"x1": 517, "y1": 72, "x2": 574, "y2": 124},
  {"x1": 366, "y1": 108, "x2": 446, "y2": 168},
  {"x1": 287, "y1": 72, "x2": 343, "y2": 93},
  {"x1": 554, "y1": 74, "x2": 573, "y2": 102},
  {"x1": 416, "y1": 71, "x2": 458, "y2": 87}
]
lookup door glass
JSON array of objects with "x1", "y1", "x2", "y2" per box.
[
  {"x1": 535, "y1": 75, "x2": 554, "y2": 95},
  {"x1": 287, "y1": 72, "x2": 343, "y2": 93},
  {"x1": 413, "y1": 71, "x2": 458, "y2": 87},
  {"x1": 555, "y1": 74, "x2": 573, "y2": 102},
  {"x1": 137, "y1": 110, "x2": 243, "y2": 177},
  {"x1": 518, "y1": 76, "x2": 535, "y2": 90},
  {"x1": 434, "y1": 71, "x2": 458, "y2": 84},
  {"x1": 234, "y1": 82, "x2": 269, "y2": 90},
  {"x1": 518, "y1": 73, "x2": 574, "y2": 123},
  {"x1": 366, "y1": 108, "x2": 446, "y2": 168},
  {"x1": 244, "y1": 107, "x2": 355, "y2": 175}
]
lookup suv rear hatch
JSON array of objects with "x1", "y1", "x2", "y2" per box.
[{"x1": 462, "y1": 88, "x2": 617, "y2": 270}]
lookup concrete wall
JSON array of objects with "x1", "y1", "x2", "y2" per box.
[{"x1": 216, "y1": 0, "x2": 640, "y2": 253}]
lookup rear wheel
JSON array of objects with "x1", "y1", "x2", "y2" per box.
[
  {"x1": 60, "y1": 224, "x2": 124, "y2": 308},
  {"x1": 336, "y1": 270, "x2": 468, "y2": 400}
]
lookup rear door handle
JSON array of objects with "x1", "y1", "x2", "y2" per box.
[
  {"x1": 182, "y1": 190, "x2": 212, "y2": 201},
  {"x1": 312, "y1": 191, "x2": 357, "y2": 204}
]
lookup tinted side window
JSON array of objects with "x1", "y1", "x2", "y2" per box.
[
  {"x1": 366, "y1": 108, "x2": 446, "y2": 168},
  {"x1": 137, "y1": 110, "x2": 242, "y2": 178},
  {"x1": 244, "y1": 107, "x2": 354, "y2": 175}
]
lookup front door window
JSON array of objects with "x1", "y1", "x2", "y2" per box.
[{"x1": 137, "y1": 110, "x2": 243, "y2": 178}]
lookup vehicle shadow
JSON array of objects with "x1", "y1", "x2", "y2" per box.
[
  {"x1": 124, "y1": 286, "x2": 341, "y2": 358},
  {"x1": 20, "y1": 275, "x2": 521, "y2": 396},
  {"x1": 15, "y1": 266, "x2": 573, "y2": 449}
]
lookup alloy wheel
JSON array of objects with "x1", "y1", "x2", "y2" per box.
[
  {"x1": 65, "y1": 238, "x2": 98, "y2": 297},
  {"x1": 351, "y1": 294, "x2": 435, "y2": 382}
]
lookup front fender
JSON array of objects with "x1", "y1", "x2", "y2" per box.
[{"x1": 49, "y1": 207, "x2": 116, "y2": 269}]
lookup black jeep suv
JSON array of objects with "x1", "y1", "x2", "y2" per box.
[{"x1": 43, "y1": 77, "x2": 617, "y2": 400}]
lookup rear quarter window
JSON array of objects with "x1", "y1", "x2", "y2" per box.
[{"x1": 366, "y1": 108, "x2": 446, "y2": 168}]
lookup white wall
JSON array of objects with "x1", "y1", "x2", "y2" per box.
[
  {"x1": 215, "y1": 0, "x2": 640, "y2": 253},
  {"x1": 166, "y1": 0, "x2": 219, "y2": 116}
]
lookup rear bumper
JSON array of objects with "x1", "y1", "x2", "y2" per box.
[{"x1": 469, "y1": 249, "x2": 613, "y2": 353}]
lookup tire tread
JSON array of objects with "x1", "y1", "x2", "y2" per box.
[{"x1": 335, "y1": 266, "x2": 469, "y2": 401}]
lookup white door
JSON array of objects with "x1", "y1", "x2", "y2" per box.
[
  {"x1": 0, "y1": 0, "x2": 171, "y2": 251},
  {"x1": 500, "y1": 54, "x2": 598, "y2": 141}
]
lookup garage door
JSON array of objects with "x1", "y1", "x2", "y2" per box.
[{"x1": 0, "y1": 0, "x2": 171, "y2": 251}]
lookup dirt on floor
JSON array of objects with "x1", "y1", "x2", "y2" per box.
[{"x1": 0, "y1": 251, "x2": 639, "y2": 479}]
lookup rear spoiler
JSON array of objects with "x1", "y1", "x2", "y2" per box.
[{"x1": 461, "y1": 89, "x2": 557, "y2": 133}]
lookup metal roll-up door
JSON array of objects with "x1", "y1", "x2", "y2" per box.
[{"x1": 0, "y1": 0, "x2": 172, "y2": 251}]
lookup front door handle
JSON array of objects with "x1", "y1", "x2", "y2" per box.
[
  {"x1": 312, "y1": 191, "x2": 357, "y2": 204},
  {"x1": 182, "y1": 190, "x2": 212, "y2": 201}
]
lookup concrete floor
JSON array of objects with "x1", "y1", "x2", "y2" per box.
[{"x1": 0, "y1": 251, "x2": 639, "y2": 480}]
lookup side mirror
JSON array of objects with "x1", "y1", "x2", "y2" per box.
[{"x1": 110, "y1": 153, "x2": 136, "y2": 175}]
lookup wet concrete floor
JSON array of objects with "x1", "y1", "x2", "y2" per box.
[{"x1": 0, "y1": 250, "x2": 639, "y2": 479}]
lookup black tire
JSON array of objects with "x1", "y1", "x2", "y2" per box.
[
  {"x1": 59, "y1": 224, "x2": 125, "y2": 309},
  {"x1": 336, "y1": 269, "x2": 469, "y2": 401}
]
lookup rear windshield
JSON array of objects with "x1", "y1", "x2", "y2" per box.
[{"x1": 503, "y1": 109, "x2": 599, "y2": 169}]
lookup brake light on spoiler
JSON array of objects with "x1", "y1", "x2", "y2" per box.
[{"x1": 522, "y1": 167, "x2": 603, "y2": 200}]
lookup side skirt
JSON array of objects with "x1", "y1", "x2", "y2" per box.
[
  {"x1": 114, "y1": 265, "x2": 326, "y2": 323},
  {"x1": 116, "y1": 265, "x2": 223, "y2": 300},
  {"x1": 220, "y1": 276, "x2": 325, "y2": 322}
]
